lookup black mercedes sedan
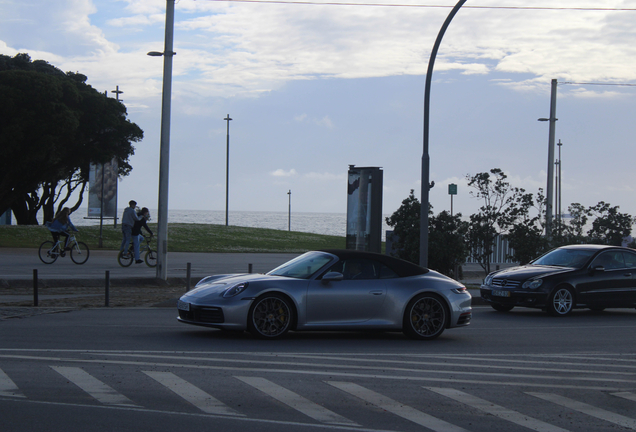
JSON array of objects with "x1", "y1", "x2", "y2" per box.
[{"x1": 480, "y1": 244, "x2": 636, "y2": 316}]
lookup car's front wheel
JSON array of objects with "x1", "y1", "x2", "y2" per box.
[
  {"x1": 547, "y1": 286, "x2": 574, "y2": 316},
  {"x1": 403, "y1": 294, "x2": 448, "y2": 340},
  {"x1": 248, "y1": 294, "x2": 294, "y2": 339},
  {"x1": 491, "y1": 304, "x2": 514, "y2": 312}
]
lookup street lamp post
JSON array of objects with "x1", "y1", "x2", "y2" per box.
[
  {"x1": 224, "y1": 114, "x2": 232, "y2": 227},
  {"x1": 420, "y1": 0, "x2": 466, "y2": 268},
  {"x1": 556, "y1": 139, "x2": 563, "y2": 227},
  {"x1": 148, "y1": 0, "x2": 176, "y2": 280},
  {"x1": 538, "y1": 79, "x2": 558, "y2": 241},
  {"x1": 288, "y1": 190, "x2": 291, "y2": 231}
]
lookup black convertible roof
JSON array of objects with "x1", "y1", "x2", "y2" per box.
[{"x1": 319, "y1": 249, "x2": 428, "y2": 277}]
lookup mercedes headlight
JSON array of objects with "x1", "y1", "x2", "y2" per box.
[
  {"x1": 522, "y1": 279, "x2": 543, "y2": 289},
  {"x1": 223, "y1": 282, "x2": 249, "y2": 298},
  {"x1": 484, "y1": 274, "x2": 494, "y2": 286}
]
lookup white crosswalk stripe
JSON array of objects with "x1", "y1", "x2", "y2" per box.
[
  {"x1": 143, "y1": 370, "x2": 244, "y2": 416},
  {"x1": 611, "y1": 391, "x2": 636, "y2": 402},
  {"x1": 527, "y1": 392, "x2": 636, "y2": 430},
  {"x1": 425, "y1": 387, "x2": 570, "y2": 432},
  {"x1": 235, "y1": 376, "x2": 358, "y2": 426},
  {"x1": 327, "y1": 381, "x2": 469, "y2": 432},
  {"x1": 0, "y1": 367, "x2": 25, "y2": 398},
  {"x1": 50, "y1": 366, "x2": 137, "y2": 406}
]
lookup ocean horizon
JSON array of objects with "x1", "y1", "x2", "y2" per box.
[{"x1": 72, "y1": 209, "x2": 392, "y2": 239}]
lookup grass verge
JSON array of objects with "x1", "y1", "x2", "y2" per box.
[{"x1": 0, "y1": 223, "x2": 346, "y2": 253}]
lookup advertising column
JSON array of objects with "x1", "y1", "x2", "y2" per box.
[{"x1": 346, "y1": 166, "x2": 383, "y2": 253}]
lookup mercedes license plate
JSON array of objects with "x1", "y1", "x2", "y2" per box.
[{"x1": 492, "y1": 290, "x2": 511, "y2": 297}]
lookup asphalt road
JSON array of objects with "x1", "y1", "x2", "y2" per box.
[
  {"x1": 0, "y1": 247, "x2": 299, "y2": 284},
  {"x1": 2, "y1": 306, "x2": 636, "y2": 432}
]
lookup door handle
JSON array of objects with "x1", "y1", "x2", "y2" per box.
[
  {"x1": 624, "y1": 273, "x2": 632, "y2": 277},
  {"x1": 369, "y1": 290, "x2": 384, "y2": 295}
]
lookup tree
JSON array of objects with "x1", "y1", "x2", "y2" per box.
[
  {"x1": 466, "y1": 168, "x2": 524, "y2": 273},
  {"x1": 386, "y1": 190, "x2": 468, "y2": 276},
  {"x1": 385, "y1": 190, "x2": 420, "y2": 265},
  {"x1": 504, "y1": 188, "x2": 548, "y2": 264},
  {"x1": 429, "y1": 210, "x2": 469, "y2": 276},
  {"x1": 0, "y1": 53, "x2": 143, "y2": 224},
  {"x1": 587, "y1": 201, "x2": 634, "y2": 246}
]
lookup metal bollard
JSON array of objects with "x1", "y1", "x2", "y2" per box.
[
  {"x1": 248, "y1": 263, "x2": 253, "y2": 274},
  {"x1": 105, "y1": 271, "x2": 110, "y2": 307},
  {"x1": 33, "y1": 269, "x2": 38, "y2": 307},
  {"x1": 186, "y1": 262, "x2": 192, "y2": 292}
]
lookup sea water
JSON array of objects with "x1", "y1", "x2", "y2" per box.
[{"x1": 75, "y1": 209, "x2": 392, "y2": 239}]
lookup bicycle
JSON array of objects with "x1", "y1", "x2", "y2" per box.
[
  {"x1": 38, "y1": 233, "x2": 90, "y2": 265},
  {"x1": 117, "y1": 234, "x2": 157, "y2": 267}
]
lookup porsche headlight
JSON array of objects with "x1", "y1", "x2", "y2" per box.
[
  {"x1": 223, "y1": 282, "x2": 249, "y2": 298},
  {"x1": 522, "y1": 279, "x2": 543, "y2": 289}
]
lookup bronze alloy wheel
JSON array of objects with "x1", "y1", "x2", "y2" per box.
[
  {"x1": 248, "y1": 294, "x2": 294, "y2": 339},
  {"x1": 403, "y1": 294, "x2": 448, "y2": 340}
]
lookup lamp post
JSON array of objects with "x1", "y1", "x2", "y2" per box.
[
  {"x1": 420, "y1": 0, "x2": 466, "y2": 268},
  {"x1": 538, "y1": 79, "x2": 558, "y2": 241},
  {"x1": 556, "y1": 139, "x2": 563, "y2": 228},
  {"x1": 224, "y1": 114, "x2": 232, "y2": 226},
  {"x1": 288, "y1": 190, "x2": 292, "y2": 231},
  {"x1": 148, "y1": 0, "x2": 176, "y2": 280}
]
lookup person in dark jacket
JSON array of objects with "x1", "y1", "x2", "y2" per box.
[{"x1": 132, "y1": 207, "x2": 153, "y2": 264}]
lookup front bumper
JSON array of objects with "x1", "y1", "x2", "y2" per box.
[
  {"x1": 177, "y1": 297, "x2": 252, "y2": 331},
  {"x1": 480, "y1": 286, "x2": 548, "y2": 308}
]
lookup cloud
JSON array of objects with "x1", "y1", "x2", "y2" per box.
[{"x1": 271, "y1": 168, "x2": 298, "y2": 177}]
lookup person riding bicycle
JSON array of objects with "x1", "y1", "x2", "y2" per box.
[
  {"x1": 131, "y1": 207, "x2": 153, "y2": 264},
  {"x1": 46, "y1": 207, "x2": 78, "y2": 254},
  {"x1": 120, "y1": 200, "x2": 142, "y2": 259}
]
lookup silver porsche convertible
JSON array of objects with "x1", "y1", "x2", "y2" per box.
[{"x1": 177, "y1": 250, "x2": 472, "y2": 340}]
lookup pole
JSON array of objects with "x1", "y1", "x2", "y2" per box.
[
  {"x1": 288, "y1": 190, "x2": 291, "y2": 231},
  {"x1": 557, "y1": 139, "x2": 563, "y2": 229},
  {"x1": 421, "y1": 0, "x2": 466, "y2": 267},
  {"x1": 156, "y1": 0, "x2": 176, "y2": 280},
  {"x1": 545, "y1": 79, "x2": 557, "y2": 241},
  {"x1": 224, "y1": 114, "x2": 232, "y2": 226}
]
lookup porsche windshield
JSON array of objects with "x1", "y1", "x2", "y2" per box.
[
  {"x1": 267, "y1": 252, "x2": 334, "y2": 279},
  {"x1": 531, "y1": 248, "x2": 596, "y2": 268}
]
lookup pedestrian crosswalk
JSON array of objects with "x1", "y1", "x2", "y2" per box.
[{"x1": 1, "y1": 364, "x2": 636, "y2": 431}]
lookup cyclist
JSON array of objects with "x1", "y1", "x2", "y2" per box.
[
  {"x1": 120, "y1": 200, "x2": 142, "y2": 258},
  {"x1": 46, "y1": 207, "x2": 78, "y2": 254},
  {"x1": 131, "y1": 207, "x2": 153, "y2": 264}
]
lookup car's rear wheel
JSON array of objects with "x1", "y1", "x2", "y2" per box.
[
  {"x1": 491, "y1": 304, "x2": 514, "y2": 312},
  {"x1": 403, "y1": 294, "x2": 448, "y2": 340},
  {"x1": 547, "y1": 286, "x2": 574, "y2": 316},
  {"x1": 248, "y1": 294, "x2": 294, "y2": 339}
]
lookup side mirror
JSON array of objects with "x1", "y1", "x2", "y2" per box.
[
  {"x1": 321, "y1": 272, "x2": 344, "y2": 283},
  {"x1": 590, "y1": 265, "x2": 605, "y2": 274}
]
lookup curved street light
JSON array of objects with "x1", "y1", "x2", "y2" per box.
[{"x1": 420, "y1": 0, "x2": 467, "y2": 268}]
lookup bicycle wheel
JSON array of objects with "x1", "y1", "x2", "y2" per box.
[
  {"x1": 145, "y1": 249, "x2": 157, "y2": 267},
  {"x1": 38, "y1": 241, "x2": 59, "y2": 264},
  {"x1": 118, "y1": 249, "x2": 133, "y2": 267},
  {"x1": 70, "y1": 241, "x2": 90, "y2": 265}
]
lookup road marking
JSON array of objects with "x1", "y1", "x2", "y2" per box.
[
  {"x1": 611, "y1": 391, "x2": 636, "y2": 402},
  {"x1": 50, "y1": 366, "x2": 137, "y2": 406},
  {"x1": 327, "y1": 381, "x2": 469, "y2": 432},
  {"x1": 425, "y1": 387, "x2": 570, "y2": 432},
  {"x1": 527, "y1": 392, "x2": 636, "y2": 430},
  {"x1": 235, "y1": 376, "x2": 357, "y2": 426},
  {"x1": 0, "y1": 354, "x2": 626, "y2": 391},
  {"x1": 0, "y1": 397, "x2": 398, "y2": 432},
  {"x1": 0, "y1": 368, "x2": 25, "y2": 398},
  {"x1": 143, "y1": 370, "x2": 244, "y2": 416},
  {"x1": 73, "y1": 352, "x2": 636, "y2": 385}
]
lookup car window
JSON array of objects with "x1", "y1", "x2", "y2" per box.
[
  {"x1": 328, "y1": 259, "x2": 379, "y2": 280},
  {"x1": 622, "y1": 251, "x2": 636, "y2": 268},
  {"x1": 592, "y1": 252, "x2": 626, "y2": 270},
  {"x1": 379, "y1": 264, "x2": 399, "y2": 279}
]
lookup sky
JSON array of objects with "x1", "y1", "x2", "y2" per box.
[{"x1": 2, "y1": 0, "x2": 636, "y2": 222}]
